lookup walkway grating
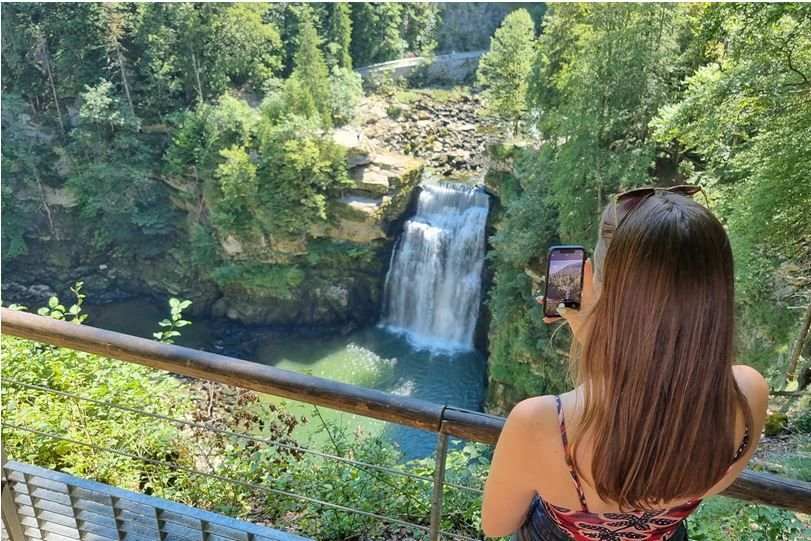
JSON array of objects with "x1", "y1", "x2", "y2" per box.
[{"x1": 2, "y1": 461, "x2": 310, "y2": 541}]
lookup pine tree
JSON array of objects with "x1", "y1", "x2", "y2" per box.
[
  {"x1": 291, "y1": 15, "x2": 332, "y2": 127},
  {"x1": 326, "y1": 3, "x2": 353, "y2": 69},
  {"x1": 476, "y1": 9, "x2": 536, "y2": 135}
]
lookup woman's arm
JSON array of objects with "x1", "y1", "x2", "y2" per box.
[
  {"x1": 482, "y1": 396, "x2": 555, "y2": 537},
  {"x1": 703, "y1": 365, "x2": 770, "y2": 497}
]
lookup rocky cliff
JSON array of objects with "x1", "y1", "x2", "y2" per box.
[{"x1": 2, "y1": 120, "x2": 424, "y2": 332}]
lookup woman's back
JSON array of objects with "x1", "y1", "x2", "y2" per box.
[
  {"x1": 481, "y1": 190, "x2": 770, "y2": 539},
  {"x1": 533, "y1": 366, "x2": 764, "y2": 513},
  {"x1": 483, "y1": 366, "x2": 766, "y2": 539}
]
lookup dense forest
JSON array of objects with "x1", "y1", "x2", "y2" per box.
[
  {"x1": 2, "y1": 2, "x2": 810, "y2": 540},
  {"x1": 483, "y1": 3, "x2": 811, "y2": 412}
]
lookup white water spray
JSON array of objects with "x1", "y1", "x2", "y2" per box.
[{"x1": 381, "y1": 179, "x2": 490, "y2": 351}]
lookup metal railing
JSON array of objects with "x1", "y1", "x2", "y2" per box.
[{"x1": 2, "y1": 307, "x2": 810, "y2": 541}]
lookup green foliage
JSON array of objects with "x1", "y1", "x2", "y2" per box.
[
  {"x1": 256, "y1": 117, "x2": 351, "y2": 233},
  {"x1": 486, "y1": 147, "x2": 570, "y2": 412},
  {"x1": 328, "y1": 66, "x2": 363, "y2": 126},
  {"x1": 386, "y1": 104, "x2": 403, "y2": 120},
  {"x1": 791, "y1": 405, "x2": 811, "y2": 435},
  {"x1": 476, "y1": 9, "x2": 537, "y2": 135},
  {"x1": 290, "y1": 15, "x2": 333, "y2": 126},
  {"x1": 67, "y1": 80, "x2": 176, "y2": 250},
  {"x1": 77, "y1": 79, "x2": 140, "y2": 130},
  {"x1": 689, "y1": 497, "x2": 810, "y2": 541},
  {"x1": 528, "y1": 3, "x2": 687, "y2": 248},
  {"x1": 400, "y1": 3, "x2": 440, "y2": 57},
  {"x1": 165, "y1": 94, "x2": 259, "y2": 179},
  {"x1": 324, "y1": 3, "x2": 353, "y2": 69},
  {"x1": 0, "y1": 93, "x2": 56, "y2": 262},
  {"x1": 2, "y1": 297, "x2": 195, "y2": 489},
  {"x1": 652, "y1": 3, "x2": 811, "y2": 375},
  {"x1": 153, "y1": 298, "x2": 192, "y2": 344},
  {"x1": 36, "y1": 282, "x2": 88, "y2": 325},
  {"x1": 211, "y1": 263, "x2": 306, "y2": 300},
  {"x1": 765, "y1": 413, "x2": 790, "y2": 437},
  {"x1": 210, "y1": 4, "x2": 283, "y2": 92},
  {"x1": 350, "y1": 3, "x2": 405, "y2": 66},
  {"x1": 260, "y1": 420, "x2": 488, "y2": 540}
]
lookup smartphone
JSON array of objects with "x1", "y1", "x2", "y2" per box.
[{"x1": 541, "y1": 246, "x2": 586, "y2": 318}]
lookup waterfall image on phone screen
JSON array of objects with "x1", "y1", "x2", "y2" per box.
[{"x1": 381, "y1": 180, "x2": 490, "y2": 351}]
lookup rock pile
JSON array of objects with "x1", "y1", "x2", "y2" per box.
[{"x1": 358, "y1": 92, "x2": 499, "y2": 177}]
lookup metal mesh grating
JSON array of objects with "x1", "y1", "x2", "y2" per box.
[{"x1": 2, "y1": 461, "x2": 310, "y2": 541}]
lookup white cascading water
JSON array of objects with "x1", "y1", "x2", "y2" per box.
[{"x1": 380, "y1": 179, "x2": 490, "y2": 351}]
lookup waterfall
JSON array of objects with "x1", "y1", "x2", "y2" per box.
[{"x1": 381, "y1": 179, "x2": 490, "y2": 351}]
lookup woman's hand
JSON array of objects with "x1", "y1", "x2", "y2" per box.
[{"x1": 536, "y1": 258, "x2": 594, "y2": 343}]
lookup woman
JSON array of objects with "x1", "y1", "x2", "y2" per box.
[{"x1": 481, "y1": 188, "x2": 769, "y2": 540}]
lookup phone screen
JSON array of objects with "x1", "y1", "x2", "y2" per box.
[{"x1": 543, "y1": 246, "x2": 586, "y2": 318}]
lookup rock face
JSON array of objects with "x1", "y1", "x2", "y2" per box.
[{"x1": 311, "y1": 136, "x2": 423, "y2": 244}]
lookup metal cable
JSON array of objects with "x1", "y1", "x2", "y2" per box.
[
  {"x1": 1, "y1": 377, "x2": 483, "y2": 494},
  {"x1": 1, "y1": 422, "x2": 481, "y2": 541}
]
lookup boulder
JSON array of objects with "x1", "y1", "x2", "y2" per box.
[
  {"x1": 333, "y1": 126, "x2": 377, "y2": 168},
  {"x1": 42, "y1": 186, "x2": 78, "y2": 208},
  {"x1": 351, "y1": 166, "x2": 391, "y2": 195},
  {"x1": 311, "y1": 195, "x2": 387, "y2": 243},
  {"x1": 270, "y1": 233, "x2": 308, "y2": 255},
  {"x1": 220, "y1": 235, "x2": 244, "y2": 256}
]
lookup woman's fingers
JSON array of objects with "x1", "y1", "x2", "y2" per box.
[{"x1": 582, "y1": 258, "x2": 595, "y2": 309}]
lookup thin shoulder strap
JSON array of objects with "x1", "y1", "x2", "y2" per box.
[
  {"x1": 555, "y1": 395, "x2": 590, "y2": 513},
  {"x1": 732, "y1": 425, "x2": 751, "y2": 463}
]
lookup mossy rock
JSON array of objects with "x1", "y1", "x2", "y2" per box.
[{"x1": 764, "y1": 413, "x2": 788, "y2": 436}]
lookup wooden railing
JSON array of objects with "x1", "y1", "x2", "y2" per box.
[{"x1": 2, "y1": 307, "x2": 810, "y2": 516}]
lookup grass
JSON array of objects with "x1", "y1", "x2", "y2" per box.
[{"x1": 391, "y1": 86, "x2": 472, "y2": 105}]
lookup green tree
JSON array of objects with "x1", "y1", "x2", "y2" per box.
[
  {"x1": 66, "y1": 79, "x2": 176, "y2": 250},
  {"x1": 290, "y1": 15, "x2": 333, "y2": 127},
  {"x1": 325, "y1": 3, "x2": 353, "y2": 69},
  {"x1": 0, "y1": 93, "x2": 61, "y2": 261},
  {"x1": 485, "y1": 145, "x2": 568, "y2": 413},
  {"x1": 529, "y1": 3, "x2": 688, "y2": 247},
  {"x1": 400, "y1": 2, "x2": 439, "y2": 57},
  {"x1": 350, "y1": 3, "x2": 405, "y2": 66},
  {"x1": 328, "y1": 67, "x2": 363, "y2": 126},
  {"x1": 652, "y1": 3, "x2": 811, "y2": 375},
  {"x1": 476, "y1": 9, "x2": 537, "y2": 135},
  {"x1": 256, "y1": 116, "x2": 351, "y2": 233},
  {"x1": 210, "y1": 4, "x2": 283, "y2": 92}
]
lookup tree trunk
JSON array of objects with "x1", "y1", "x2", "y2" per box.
[
  {"x1": 39, "y1": 38, "x2": 66, "y2": 136},
  {"x1": 117, "y1": 47, "x2": 136, "y2": 118},
  {"x1": 786, "y1": 301, "x2": 811, "y2": 382},
  {"x1": 191, "y1": 51, "x2": 203, "y2": 102},
  {"x1": 32, "y1": 163, "x2": 57, "y2": 240}
]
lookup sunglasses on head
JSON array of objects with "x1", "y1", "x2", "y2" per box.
[{"x1": 612, "y1": 185, "x2": 707, "y2": 221}]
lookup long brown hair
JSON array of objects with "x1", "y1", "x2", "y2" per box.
[{"x1": 572, "y1": 191, "x2": 752, "y2": 510}]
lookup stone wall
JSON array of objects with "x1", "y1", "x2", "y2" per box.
[{"x1": 355, "y1": 51, "x2": 485, "y2": 85}]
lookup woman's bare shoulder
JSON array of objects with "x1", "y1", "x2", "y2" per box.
[
  {"x1": 733, "y1": 363, "x2": 768, "y2": 386},
  {"x1": 733, "y1": 364, "x2": 769, "y2": 410},
  {"x1": 507, "y1": 395, "x2": 559, "y2": 432}
]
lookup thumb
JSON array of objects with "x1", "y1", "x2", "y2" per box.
[{"x1": 555, "y1": 303, "x2": 575, "y2": 323}]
